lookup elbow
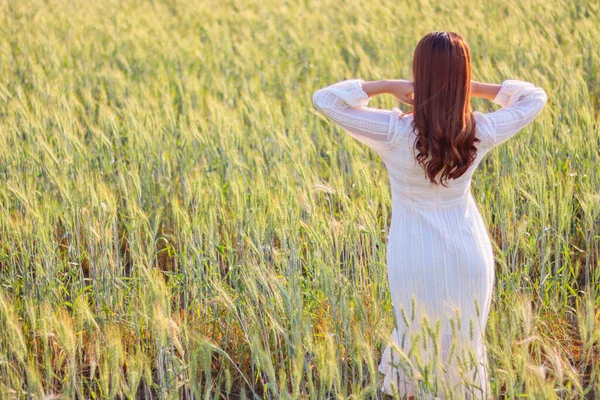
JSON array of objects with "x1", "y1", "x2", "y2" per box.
[
  {"x1": 540, "y1": 88, "x2": 548, "y2": 107},
  {"x1": 312, "y1": 89, "x2": 332, "y2": 116},
  {"x1": 312, "y1": 89, "x2": 340, "y2": 117},
  {"x1": 535, "y1": 88, "x2": 548, "y2": 113},
  {"x1": 529, "y1": 88, "x2": 549, "y2": 121},
  {"x1": 524, "y1": 87, "x2": 548, "y2": 112},
  {"x1": 534, "y1": 85, "x2": 548, "y2": 103},
  {"x1": 312, "y1": 89, "x2": 323, "y2": 110}
]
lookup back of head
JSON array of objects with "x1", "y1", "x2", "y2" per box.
[{"x1": 409, "y1": 31, "x2": 480, "y2": 187}]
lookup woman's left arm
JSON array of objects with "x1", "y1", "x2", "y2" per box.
[{"x1": 311, "y1": 79, "x2": 406, "y2": 154}]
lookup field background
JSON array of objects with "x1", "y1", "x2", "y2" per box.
[{"x1": 0, "y1": 0, "x2": 599, "y2": 398}]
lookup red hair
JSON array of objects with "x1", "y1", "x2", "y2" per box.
[{"x1": 405, "y1": 31, "x2": 480, "y2": 187}]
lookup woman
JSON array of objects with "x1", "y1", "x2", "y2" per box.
[{"x1": 312, "y1": 31, "x2": 547, "y2": 399}]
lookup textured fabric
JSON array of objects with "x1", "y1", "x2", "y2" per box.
[{"x1": 312, "y1": 79, "x2": 547, "y2": 399}]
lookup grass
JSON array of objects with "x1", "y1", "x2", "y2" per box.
[{"x1": 0, "y1": 0, "x2": 598, "y2": 398}]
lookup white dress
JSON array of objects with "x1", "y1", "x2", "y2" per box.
[{"x1": 312, "y1": 79, "x2": 547, "y2": 399}]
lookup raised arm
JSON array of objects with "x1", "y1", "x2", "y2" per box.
[
  {"x1": 311, "y1": 79, "x2": 404, "y2": 155},
  {"x1": 473, "y1": 79, "x2": 548, "y2": 148}
]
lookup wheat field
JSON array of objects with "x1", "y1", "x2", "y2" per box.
[{"x1": 0, "y1": 0, "x2": 599, "y2": 398}]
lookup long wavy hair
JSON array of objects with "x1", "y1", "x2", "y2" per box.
[{"x1": 406, "y1": 31, "x2": 480, "y2": 187}]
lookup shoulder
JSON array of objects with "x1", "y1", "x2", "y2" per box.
[
  {"x1": 387, "y1": 108, "x2": 415, "y2": 144},
  {"x1": 472, "y1": 111, "x2": 495, "y2": 149},
  {"x1": 381, "y1": 107, "x2": 416, "y2": 149}
]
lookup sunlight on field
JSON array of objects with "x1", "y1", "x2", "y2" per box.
[{"x1": 0, "y1": 0, "x2": 598, "y2": 397}]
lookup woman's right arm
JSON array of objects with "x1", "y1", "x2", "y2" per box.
[
  {"x1": 471, "y1": 80, "x2": 548, "y2": 148},
  {"x1": 471, "y1": 81, "x2": 502, "y2": 101}
]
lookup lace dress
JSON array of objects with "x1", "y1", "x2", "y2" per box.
[{"x1": 312, "y1": 79, "x2": 547, "y2": 399}]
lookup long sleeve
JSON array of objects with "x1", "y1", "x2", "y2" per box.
[
  {"x1": 312, "y1": 79, "x2": 402, "y2": 155},
  {"x1": 477, "y1": 79, "x2": 548, "y2": 148}
]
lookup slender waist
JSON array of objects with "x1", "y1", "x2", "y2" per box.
[{"x1": 391, "y1": 190, "x2": 473, "y2": 210}]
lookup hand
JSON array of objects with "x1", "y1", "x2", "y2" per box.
[{"x1": 387, "y1": 79, "x2": 414, "y2": 105}]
